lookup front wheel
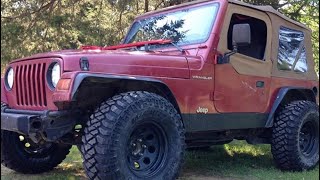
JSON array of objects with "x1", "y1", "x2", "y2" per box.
[
  {"x1": 271, "y1": 100, "x2": 319, "y2": 171},
  {"x1": 80, "y1": 91, "x2": 186, "y2": 180}
]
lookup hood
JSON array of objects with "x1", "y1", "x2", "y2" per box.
[{"x1": 10, "y1": 49, "x2": 190, "y2": 79}]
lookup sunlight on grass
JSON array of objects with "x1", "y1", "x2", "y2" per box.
[
  {"x1": 224, "y1": 143, "x2": 267, "y2": 157},
  {"x1": 59, "y1": 163, "x2": 74, "y2": 170},
  {"x1": 183, "y1": 141, "x2": 319, "y2": 180}
]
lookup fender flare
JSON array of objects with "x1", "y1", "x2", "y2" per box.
[
  {"x1": 70, "y1": 73, "x2": 181, "y2": 113},
  {"x1": 265, "y1": 87, "x2": 316, "y2": 127}
]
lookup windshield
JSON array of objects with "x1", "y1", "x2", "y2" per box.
[{"x1": 124, "y1": 3, "x2": 219, "y2": 47}]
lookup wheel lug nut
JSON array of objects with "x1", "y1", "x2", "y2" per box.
[
  {"x1": 138, "y1": 153, "x2": 143, "y2": 156},
  {"x1": 131, "y1": 143, "x2": 136, "y2": 147},
  {"x1": 137, "y1": 139, "x2": 142, "y2": 142},
  {"x1": 142, "y1": 145, "x2": 147, "y2": 148}
]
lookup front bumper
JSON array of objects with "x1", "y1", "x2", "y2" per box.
[
  {"x1": 1, "y1": 112, "x2": 36, "y2": 135},
  {"x1": 1, "y1": 107, "x2": 76, "y2": 142}
]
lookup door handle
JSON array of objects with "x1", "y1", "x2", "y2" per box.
[{"x1": 256, "y1": 81, "x2": 265, "y2": 88}]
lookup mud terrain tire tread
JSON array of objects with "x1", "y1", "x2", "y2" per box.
[
  {"x1": 271, "y1": 100, "x2": 319, "y2": 171},
  {"x1": 80, "y1": 91, "x2": 185, "y2": 180}
]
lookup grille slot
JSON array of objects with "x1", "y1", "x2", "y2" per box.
[{"x1": 15, "y1": 63, "x2": 47, "y2": 107}]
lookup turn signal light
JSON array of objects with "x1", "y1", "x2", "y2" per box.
[{"x1": 56, "y1": 79, "x2": 71, "y2": 91}]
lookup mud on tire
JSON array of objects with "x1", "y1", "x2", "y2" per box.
[
  {"x1": 271, "y1": 100, "x2": 319, "y2": 171},
  {"x1": 80, "y1": 91, "x2": 186, "y2": 180}
]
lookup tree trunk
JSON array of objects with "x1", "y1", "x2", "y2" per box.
[{"x1": 145, "y1": 0, "x2": 149, "y2": 12}]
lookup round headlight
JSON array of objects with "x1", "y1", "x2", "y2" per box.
[
  {"x1": 51, "y1": 63, "x2": 61, "y2": 88},
  {"x1": 6, "y1": 67, "x2": 14, "y2": 90}
]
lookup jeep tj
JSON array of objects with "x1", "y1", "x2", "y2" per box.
[{"x1": 1, "y1": 0, "x2": 319, "y2": 179}]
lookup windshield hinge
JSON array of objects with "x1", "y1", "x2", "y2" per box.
[{"x1": 198, "y1": 45, "x2": 208, "y2": 49}]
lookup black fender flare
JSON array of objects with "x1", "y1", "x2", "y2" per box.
[
  {"x1": 70, "y1": 72, "x2": 181, "y2": 113},
  {"x1": 265, "y1": 87, "x2": 317, "y2": 127}
]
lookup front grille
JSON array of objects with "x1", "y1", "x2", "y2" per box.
[{"x1": 15, "y1": 63, "x2": 47, "y2": 107}]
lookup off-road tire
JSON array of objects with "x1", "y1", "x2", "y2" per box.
[
  {"x1": 80, "y1": 91, "x2": 186, "y2": 180},
  {"x1": 1, "y1": 102, "x2": 72, "y2": 174},
  {"x1": 271, "y1": 100, "x2": 319, "y2": 171}
]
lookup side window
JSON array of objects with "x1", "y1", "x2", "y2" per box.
[
  {"x1": 227, "y1": 14, "x2": 267, "y2": 60},
  {"x1": 278, "y1": 26, "x2": 308, "y2": 73}
]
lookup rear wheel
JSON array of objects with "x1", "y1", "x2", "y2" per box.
[
  {"x1": 80, "y1": 91, "x2": 185, "y2": 180},
  {"x1": 271, "y1": 100, "x2": 319, "y2": 171}
]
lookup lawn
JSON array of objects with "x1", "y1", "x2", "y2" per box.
[{"x1": 1, "y1": 141, "x2": 318, "y2": 180}]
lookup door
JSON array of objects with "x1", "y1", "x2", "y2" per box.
[{"x1": 214, "y1": 5, "x2": 272, "y2": 113}]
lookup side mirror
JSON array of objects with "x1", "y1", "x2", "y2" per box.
[
  {"x1": 217, "y1": 23, "x2": 251, "y2": 64},
  {"x1": 232, "y1": 23, "x2": 251, "y2": 52}
]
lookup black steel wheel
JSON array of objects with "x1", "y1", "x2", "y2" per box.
[
  {"x1": 127, "y1": 123, "x2": 168, "y2": 177},
  {"x1": 17, "y1": 135, "x2": 53, "y2": 155},
  {"x1": 299, "y1": 120, "x2": 319, "y2": 159},
  {"x1": 80, "y1": 91, "x2": 185, "y2": 180},
  {"x1": 272, "y1": 100, "x2": 319, "y2": 171}
]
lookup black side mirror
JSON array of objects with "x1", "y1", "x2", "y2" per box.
[
  {"x1": 217, "y1": 23, "x2": 251, "y2": 64},
  {"x1": 232, "y1": 23, "x2": 251, "y2": 52}
]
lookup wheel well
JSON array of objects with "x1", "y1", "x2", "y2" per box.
[
  {"x1": 72, "y1": 78, "x2": 181, "y2": 114},
  {"x1": 280, "y1": 89, "x2": 316, "y2": 106},
  {"x1": 265, "y1": 88, "x2": 317, "y2": 128}
]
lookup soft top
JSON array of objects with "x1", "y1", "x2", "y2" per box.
[
  {"x1": 138, "y1": 0, "x2": 310, "y2": 31},
  {"x1": 228, "y1": 0, "x2": 310, "y2": 31}
]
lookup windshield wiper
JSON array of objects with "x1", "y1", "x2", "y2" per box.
[
  {"x1": 143, "y1": 41, "x2": 184, "y2": 53},
  {"x1": 101, "y1": 39, "x2": 171, "y2": 50},
  {"x1": 134, "y1": 21, "x2": 185, "y2": 52},
  {"x1": 82, "y1": 39, "x2": 185, "y2": 53},
  {"x1": 169, "y1": 42, "x2": 184, "y2": 52}
]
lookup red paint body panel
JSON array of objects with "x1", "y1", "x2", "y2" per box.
[
  {"x1": 214, "y1": 64, "x2": 271, "y2": 113},
  {"x1": 62, "y1": 51, "x2": 190, "y2": 79}
]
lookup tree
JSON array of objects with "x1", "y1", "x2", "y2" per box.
[{"x1": 1, "y1": 0, "x2": 318, "y2": 73}]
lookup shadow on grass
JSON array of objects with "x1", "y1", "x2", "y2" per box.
[
  {"x1": 1, "y1": 146, "x2": 86, "y2": 180},
  {"x1": 1, "y1": 164, "x2": 86, "y2": 180}
]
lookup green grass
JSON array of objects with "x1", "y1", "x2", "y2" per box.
[{"x1": 1, "y1": 141, "x2": 318, "y2": 180}]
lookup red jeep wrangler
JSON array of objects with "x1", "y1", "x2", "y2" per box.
[{"x1": 1, "y1": 0, "x2": 319, "y2": 179}]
